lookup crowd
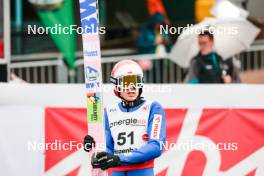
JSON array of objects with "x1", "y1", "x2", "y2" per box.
[{"x1": 133, "y1": 0, "x2": 263, "y2": 84}]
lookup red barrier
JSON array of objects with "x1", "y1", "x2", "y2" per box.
[{"x1": 45, "y1": 108, "x2": 264, "y2": 176}]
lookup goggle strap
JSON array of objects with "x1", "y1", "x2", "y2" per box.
[{"x1": 110, "y1": 76, "x2": 117, "y2": 85}]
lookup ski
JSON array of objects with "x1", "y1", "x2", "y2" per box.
[{"x1": 79, "y1": 0, "x2": 106, "y2": 176}]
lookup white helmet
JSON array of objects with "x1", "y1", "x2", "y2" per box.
[{"x1": 110, "y1": 60, "x2": 144, "y2": 96}]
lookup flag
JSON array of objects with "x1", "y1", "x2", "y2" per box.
[{"x1": 31, "y1": 0, "x2": 77, "y2": 69}]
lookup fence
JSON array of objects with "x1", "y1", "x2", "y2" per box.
[
  {"x1": 11, "y1": 53, "x2": 67, "y2": 83},
  {"x1": 239, "y1": 41, "x2": 264, "y2": 71},
  {"x1": 10, "y1": 42, "x2": 264, "y2": 83},
  {"x1": 74, "y1": 52, "x2": 186, "y2": 84}
]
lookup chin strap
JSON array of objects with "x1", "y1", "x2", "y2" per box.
[
  {"x1": 121, "y1": 97, "x2": 144, "y2": 109},
  {"x1": 119, "y1": 88, "x2": 143, "y2": 109}
]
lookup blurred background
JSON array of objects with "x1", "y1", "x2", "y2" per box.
[{"x1": 0, "y1": 0, "x2": 264, "y2": 84}]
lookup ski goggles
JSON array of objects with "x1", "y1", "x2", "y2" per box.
[{"x1": 110, "y1": 75, "x2": 144, "y2": 91}]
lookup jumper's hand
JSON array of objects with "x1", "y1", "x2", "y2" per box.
[
  {"x1": 83, "y1": 135, "x2": 95, "y2": 152},
  {"x1": 91, "y1": 152, "x2": 121, "y2": 170}
]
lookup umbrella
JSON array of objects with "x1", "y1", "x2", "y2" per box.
[
  {"x1": 211, "y1": 0, "x2": 249, "y2": 19},
  {"x1": 169, "y1": 17, "x2": 260, "y2": 68}
]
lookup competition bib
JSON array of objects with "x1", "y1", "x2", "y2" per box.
[{"x1": 106, "y1": 101, "x2": 152, "y2": 154}]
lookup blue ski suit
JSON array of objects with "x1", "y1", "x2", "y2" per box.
[{"x1": 104, "y1": 100, "x2": 166, "y2": 176}]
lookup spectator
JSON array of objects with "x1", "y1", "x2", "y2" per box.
[
  {"x1": 136, "y1": 12, "x2": 172, "y2": 83},
  {"x1": 187, "y1": 31, "x2": 239, "y2": 84},
  {"x1": 136, "y1": 12, "x2": 171, "y2": 54},
  {"x1": 146, "y1": 0, "x2": 170, "y2": 25}
]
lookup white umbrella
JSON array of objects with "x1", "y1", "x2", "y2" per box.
[
  {"x1": 169, "y1": 17, "x2": 260, "y2": 68},
  {"x1": 211, "y1": 0, "x2": 249, "y2": 19}
]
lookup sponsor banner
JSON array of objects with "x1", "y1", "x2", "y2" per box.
[
  {"x1": 44, "y1": 108, "x2": 89, "y2": 175},
  {"x1": 42, "y1": 108, "x2": 264, "y2": 176},
  {"x1": 0, "y1": 108, "x2": 263, "y2": 175},
  {"x1": 155, "y1": 108, "x2": 264, "y2": 176},
  {"x1": 0, "y1": 85, "x2": 264, "y2": 176}
]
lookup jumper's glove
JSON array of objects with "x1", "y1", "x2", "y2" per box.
[
  {"x1": 83, "y1": 135, "x2": 95, "y2": 152},
  {"x1": 91, "y1": 152, "x2": 121, "y2": 170}
]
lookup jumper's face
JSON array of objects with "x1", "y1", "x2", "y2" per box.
[
  {"x1": 198, "y1": 35, "x2": 214, "y2": 56},
  {"x1": 120, "y1": 88, "x2": 139, "y2": 102}
]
